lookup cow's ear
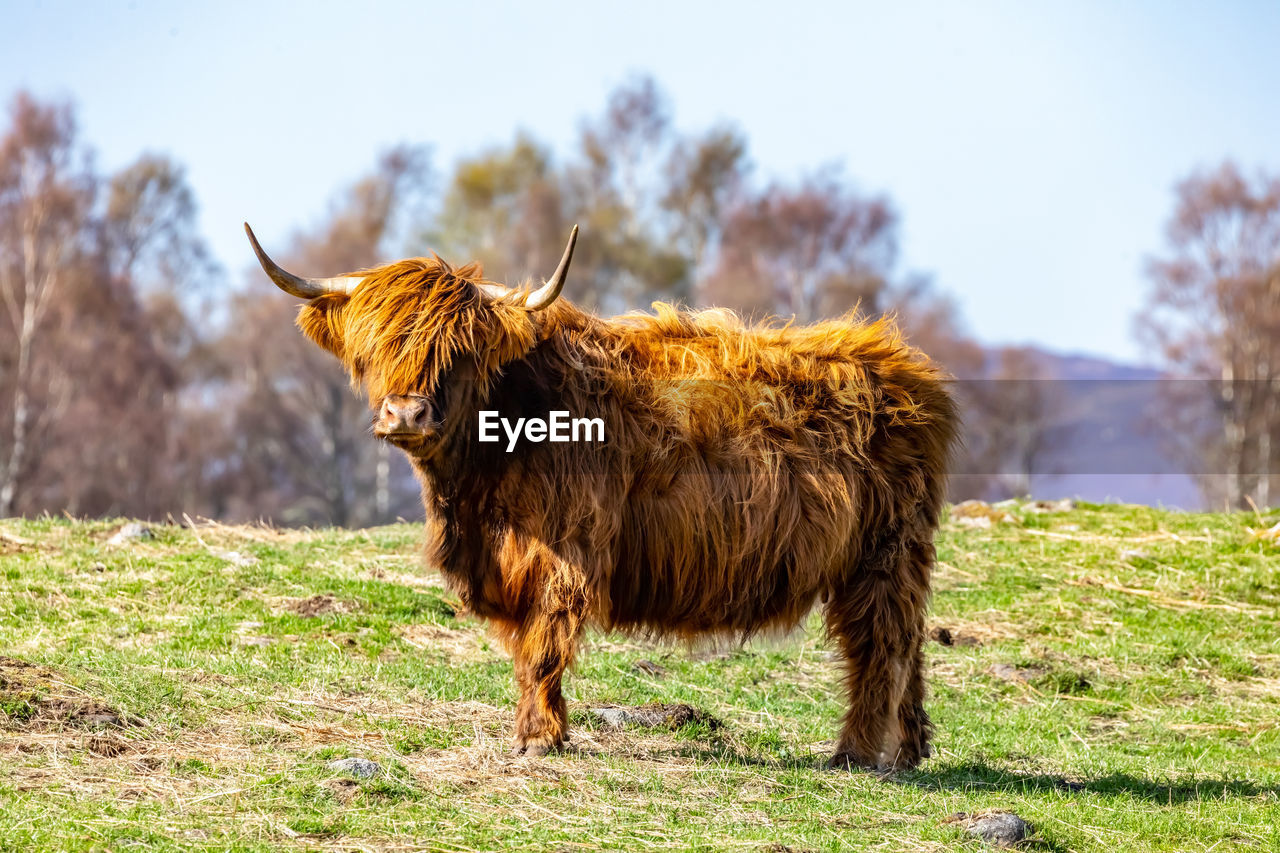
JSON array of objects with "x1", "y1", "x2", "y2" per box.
[{"x1": 296, "y1": 295, "x2": 348, "y2": 359}]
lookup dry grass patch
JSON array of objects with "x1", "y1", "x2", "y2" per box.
[
  {"x1": 182, "y1": 516, "x2": 314, "y2": 547},
  {"x1": 398, "y1": 623, "x2": 487, "y2": 660},
  {"x1": 361, "y1": 564, "x2": 444, "y2": 590}
]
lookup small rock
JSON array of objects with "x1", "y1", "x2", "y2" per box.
[
  {"x1": 952, "y1": 499, "x2": 992, "y2": 516},
  {"x1": 964, "y1": 811, "x2": 1032, "y2": 846},
  {"x1": 988, "y1": 664, "x2": 1043, "y2": 682},
  {"x1": 929, "y1": 626, "x2": 954, "y2": 646},
  {"x1": 1120, "y1": 549, "x2": 1152, "y2": 562},
  {"x1": 591, "y1": 703, "x2": 721, "y2": 731},
  {"x1": 632, "y1": 658, "x2": 667, "y2": 677},
  {"x1": 328, "y1": 757, "x2": 380, "y2": 778},
  {"x1": 107, "y1": 523, "x2": 152, "y2": 546},
  {"x1": 951, "y1": 500, "x2": 1017, "y2": 525},
  {"x1": 594, "y1": 707, "x2": 653, "y2": 728},
  {"x1": 239, "y1": 636, "x2": 274, "y2": 647},
  {"x1": 216, "y1": 549, "x2": 257, "y2": 567},
  {"x1": 1027, "y1": 498, "x2": 1075, "y2": 513},
  {"x1": 988, "y1": 664, "x2": 1020, "y2": 681}
]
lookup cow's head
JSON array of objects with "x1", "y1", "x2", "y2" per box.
[{"x1": 244, "y1": 223, "x2": 577, "y2": 454}]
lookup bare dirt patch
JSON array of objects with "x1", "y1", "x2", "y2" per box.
[
  {"x1": 0, "y1": 656, "x2": 133, "y2": 730},
  {"x1": 988, "y1": 663, "x2": 1049, "y2": 683},
  {"x1": 930, "y1": 616, "x2": 1020, "y2": 646},
  {"x1": 1, "y1": 533, "x2": 31, "y2": 555},
  {"x1": 929, "y1": 626, "x2": 985, "y2": 647},
  {"x1": 285, "y1": 593, "x2": 352, "y2": 618}
]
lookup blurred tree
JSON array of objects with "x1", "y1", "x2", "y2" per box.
[
  {"x1": 0, "y1": 94, "x2": 216, "y2": 518},
  {"x1": 567, "y1": 75, "x2": 690, "y2": 311},
  {"x1": 214, "y1": 145, "x2": 431, "y2": 526},
  {"x1": 1138, "y1": 162, "x2": 1280, "y2": 509},
  {"x1": 661, "y1": 124, "x2": 751, "y2": 295},
  {"x1": 429, "y1": 77, "x2": 699, "y2": 313},
  {"x1": 887, "y1": 275, "x2": 985, "y2": 378},
  {"x1": 0, "y1": 94, "x2": 94, "y2": 516},
  {"x1": 703, "y1": 170, "x2": 898, "y2": 323},
  {"x1": 103, "y1": 154, "x2": 216, "y2": 292},
  {"x1": 0, "y1": 77, "x2": 1016, "y2": 522},
  {"x1": 430, "y1": 134, "x2": 570, "y2": 289},
  {"x1": 98, "y1": 153, "x2": 221, "y2": 516},
  {"x1": 879, "y1": 276, "x2": 1004, "y2": 500},
  {"x1": 965, "y1": 346, "x2": 1065, "y2": 499}
]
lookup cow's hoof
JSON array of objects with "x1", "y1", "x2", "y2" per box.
[
  {"x1": 875, "y1": 754, "x2": 923, "y2": 773},
  {"x1": 512, "y1": 735, "x2": 561, "y2": 757},
  {"x1": 826, "y1": 752, "x2": 878, "y2": 772}
]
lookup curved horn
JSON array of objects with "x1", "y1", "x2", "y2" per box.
[
  {"x1": 476, "y1": 282, "x2": 515, "y2": 301},
  {"x1": 244, "y1": 223, "x2": 365, "y2": 299},
  {"x1": 523, "y1": 225, "x2": 578, "y2": 310}
]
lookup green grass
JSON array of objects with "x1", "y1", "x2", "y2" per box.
[{"x1": 1, "y1": 502, "x2": 1278, "y2": 851}]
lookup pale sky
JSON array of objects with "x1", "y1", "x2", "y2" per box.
[{"x1": 7, "y1": 0, "x2": 1279, "y2": 363}]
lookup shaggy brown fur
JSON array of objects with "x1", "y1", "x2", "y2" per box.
[{"x1": 289, "y1": 253, "x2": 958, "y2": 770}]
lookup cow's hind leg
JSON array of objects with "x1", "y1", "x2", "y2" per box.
[
  {"x1": 892, "y1": 608, "x2": 933, "y2": 768},
  {"x1": 510, "y1": 566, "x2": 587, "y2": 757},
  {"x1": 826, "y1": 534, "x2": 932, "y2": 771}
]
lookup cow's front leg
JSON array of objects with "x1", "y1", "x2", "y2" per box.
[
  {"x1": 510, "y1": 577, "x2": 586, "y2": 756},
  {"x1": 512, "y1": 651, "x2": 568, "y2": 756}
]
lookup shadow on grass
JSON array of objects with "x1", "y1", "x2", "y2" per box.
[
  {"x1": 656, "y1": 743, "x2": 1093, "y2": 849},
  {"x1": 901, "y1": 760, "x2": 1279, "y2": 805},
  {"x1": 668, "y1": 742, "x2": 1276, "y2": 806}
]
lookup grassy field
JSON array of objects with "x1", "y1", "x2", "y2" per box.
[{"x1": 1, "y1": 501, "x2": 1278, "y2": 851}]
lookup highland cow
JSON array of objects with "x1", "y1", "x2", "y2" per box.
[{"x1": 246, "y1": 223, "x2": 958, "y2": 770}]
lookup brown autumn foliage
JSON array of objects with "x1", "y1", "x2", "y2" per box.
[
  {"x1": 703, "y1": 170, "x2": 897, "y2": 323},
  {"x1": 0, "y1": 93, "x2": 212, "y2": 518},
  {"x1": 0, "y1": 79, "x2": 1086, "y2": 520},
  {"x1": 1137, "y1": 161, "x2": 1280, "y2": 509}
]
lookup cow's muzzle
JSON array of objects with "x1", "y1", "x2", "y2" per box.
[{"x1": 374, "y1": 395, "x2": 438, "y2": 442}]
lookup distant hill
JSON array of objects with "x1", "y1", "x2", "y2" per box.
[{"x1": 965, "y1": 347, "x2": 1204, "y2": 509}]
